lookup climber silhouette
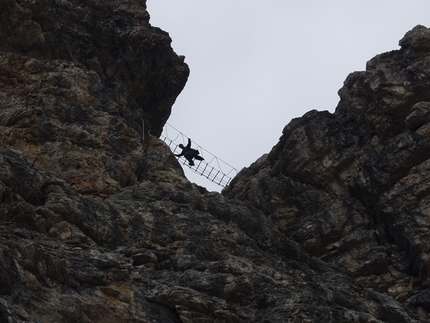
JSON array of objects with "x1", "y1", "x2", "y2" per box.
[{"x1": 175, "y1": 138, "x2": 204, "y2": 166}]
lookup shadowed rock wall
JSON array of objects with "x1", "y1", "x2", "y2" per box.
[
  {"x1": 0, "y1": 0, "x2": 188, "y2": 195},
  {"x1": 225, "y1": 25, "x2": 430, "y2": 321}
]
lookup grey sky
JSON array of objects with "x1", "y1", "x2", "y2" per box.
[{"x1": 147, "y1": 1, "x2": 430, "y2": 192}]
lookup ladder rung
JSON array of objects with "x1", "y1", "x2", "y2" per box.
[{"x1": 160, "y1": 123, "x2": 238, "y2": 187}]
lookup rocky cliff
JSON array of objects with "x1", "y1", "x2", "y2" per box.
[{"x1": 1, "y1": 1, "x2": 430, "y2": 322}]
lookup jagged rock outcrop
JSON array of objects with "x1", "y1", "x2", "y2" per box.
[
  {"x1": 0, "y1": 0, "x2": 189, "y2": 196},
  {"x1": 2, "y1": 0, "x2": 430, "y2": 321},
  {"x1": 225, "y1": 24, "x2": 430, "y2": 321}
]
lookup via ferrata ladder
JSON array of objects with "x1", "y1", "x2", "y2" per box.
[{"x1": 160, "y1": 123, "x2": 238, "y2": 187}]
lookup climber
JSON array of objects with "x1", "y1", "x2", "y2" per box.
[{"x1": 175, "y1": 138, "x2": 204, "y2": 166}]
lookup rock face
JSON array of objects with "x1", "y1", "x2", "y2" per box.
[
  {"x1": 0, "y1": 0, "x2": 189, "y2": 196},
  {"x1": 225, "y1": 25, "x2": 430, "y2": 321},
  {"x1": 2, "y1": 1, "x2": 430, "y2": 321}
]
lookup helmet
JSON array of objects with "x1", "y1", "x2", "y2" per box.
[{"x1": 179, "y1": 144, "x2": 184, "y2": 148}]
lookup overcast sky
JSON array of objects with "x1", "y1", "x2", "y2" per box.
[{"x1": 147, "y1": 0, "x2": 430, "y2": 192}]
